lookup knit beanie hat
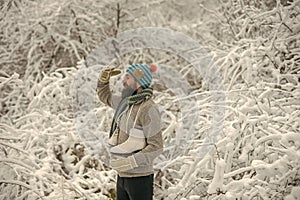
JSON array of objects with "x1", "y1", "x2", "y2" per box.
[{"x1": 126, "y1": 64, "x2": 157, "y2": 88}]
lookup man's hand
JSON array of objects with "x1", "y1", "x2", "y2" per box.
[
  {"x1": 110, "y1": 155, "x2": 138, "y2": 172},
  {"x1": 99, "y1": 66, "x2": 122, "y2": 83}
]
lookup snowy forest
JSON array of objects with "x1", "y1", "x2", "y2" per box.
[{"x1": 0, "y1": 0, "x2": 299, "y2": 199}]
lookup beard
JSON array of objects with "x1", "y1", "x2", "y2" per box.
[{"x1": 121, "y1": 83, "x2": 137, "y2": 99}]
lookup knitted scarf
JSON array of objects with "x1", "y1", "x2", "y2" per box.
[{"x1": 109, "y1": 88, "x2": 153, "y2": 137}]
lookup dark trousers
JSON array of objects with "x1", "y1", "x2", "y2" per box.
[{"x1": 117, "y1": 174, "x2": 154, "y2": 200}]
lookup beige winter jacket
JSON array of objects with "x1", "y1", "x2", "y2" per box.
[{"x1": 97, "y1": 81, "x2": 163, "y2": 177}]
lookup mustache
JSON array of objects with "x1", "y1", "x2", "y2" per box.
[
  {"x1": 121, "y1": 84, "x2": 137, "y2": 98},
  {"x1": 123, "y1": 83, "x2": 137, "y2": 89}
]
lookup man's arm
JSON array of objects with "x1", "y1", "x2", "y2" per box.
[
  {"x1": 97, "y1": 81, "x2": 113, "y2": 107},
  {"x1": 96, "y1": 66, "x2": 121, "y2": 108},
  {"x1": 110, "y1": 104, "x2": 163, "y2": 172},
  {"x1": 133, "y1": 104, "x2": 163, "y2": 166}
]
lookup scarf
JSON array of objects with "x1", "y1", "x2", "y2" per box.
[{"x1": 109, "y1": 88, "x2": 153, "y2": 137}]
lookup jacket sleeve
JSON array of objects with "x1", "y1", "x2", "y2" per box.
[
  {"x1": 133, "y1": 104, "x2": 163, "y2": 166},
  {"x1": 96, "y1": 80, "x2": 121, "y2": 109}
]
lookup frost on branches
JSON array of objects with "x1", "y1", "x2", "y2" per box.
[{"x1": 1, "y1": 0, "x2": 299, "y2": 200}]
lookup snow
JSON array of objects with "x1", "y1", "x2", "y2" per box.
[
  {"x1": 207, "y1": 159, "x2": 226, "y2": 194},
  {"x1": 1, "y1": 0, "x2": 299, "y2": 199}
]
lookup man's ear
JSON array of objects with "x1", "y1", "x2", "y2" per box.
[{"x1": 136, "y1": 82, "x2": 142, "y2": 90}]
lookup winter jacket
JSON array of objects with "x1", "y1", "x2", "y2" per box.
[{"x1": 97, "y1": 82, "x2": 163, "y2": 177}]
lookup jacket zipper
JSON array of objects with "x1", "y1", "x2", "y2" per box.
[{"x1": 115, "y1": 105, "x2": 130, "y2": 143}]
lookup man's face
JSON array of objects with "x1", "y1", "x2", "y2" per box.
[{"x1": 122, "y1": 73, "x2": 138, "y2": 98}]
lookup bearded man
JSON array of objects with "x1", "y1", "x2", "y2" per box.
[{"x1": 97, "y1": 64, "x2": 163, "y2": 200}]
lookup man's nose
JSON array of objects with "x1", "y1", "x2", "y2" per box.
[{"x1": 122, "y1": 78, "x2": 127, "y2": 84}]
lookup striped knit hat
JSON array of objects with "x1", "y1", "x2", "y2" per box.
[{"x1": 126, "y1": 64, "x2": 157, "y2": 88}]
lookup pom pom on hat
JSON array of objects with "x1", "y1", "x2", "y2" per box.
[{"x1": 150, "y1": 64, "x2": 157, "y2": 73}]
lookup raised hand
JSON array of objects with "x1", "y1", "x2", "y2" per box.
[{"x1": 99, "y1": 66, "x2": 122, "y2": 83}]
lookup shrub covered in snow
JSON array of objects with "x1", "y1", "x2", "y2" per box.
[{"x1": 0, "y1": 0, "x2": 299, "y2": 199}]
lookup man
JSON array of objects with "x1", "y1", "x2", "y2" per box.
[{"x1": 97, "y1": 64, "x2": 163, "y2": 200}]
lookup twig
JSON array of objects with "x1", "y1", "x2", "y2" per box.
[
  {"x1": 214, "y1": 144, "x2": 221, "y2": 160},
  {"x1": 0, "y1": 141, "x2": 29, "y2": 155},
  {"x1": 0, "y1": 179, "x2": 44, "y2": 200},
  {"x1": 114, "y1": 3, "x2": 121, "y2": 37},
  {"x1": 70, "y1": 9, "x2": 83, "y2": 44},
  {"x1": 0, "y1": 158, "x2": 34, "y2": 171}
]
